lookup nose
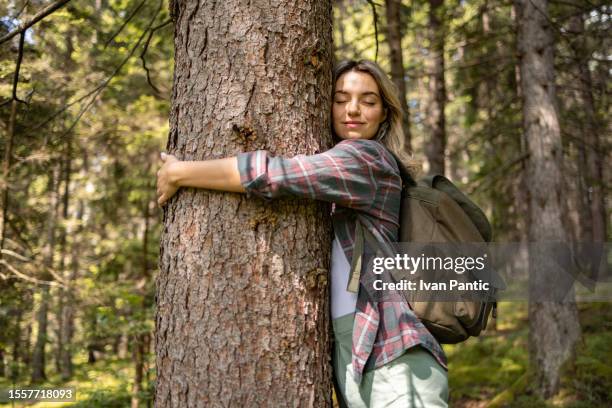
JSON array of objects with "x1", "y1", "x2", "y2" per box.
[{"x1": 347, "y1": 99, "x2": 360, "y2": 116}]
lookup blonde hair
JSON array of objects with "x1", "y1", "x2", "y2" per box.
[{"x1": 331, "y1": 60, "x2": 421, "y2": 178}]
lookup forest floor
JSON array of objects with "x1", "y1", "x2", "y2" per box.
[
  {"x1": 0, "y1": 352, "x2": 150, "y2": 407},
  {"x1": 446, "y1": 301, "x2": 612, "y2": 408},
  {"x1": 1, "y1": 302, "x2": 610, "y2": 407}
]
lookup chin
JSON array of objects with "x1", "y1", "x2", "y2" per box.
[{"x1": 339, "y1": 133, "x2": 372, "y2": 140}]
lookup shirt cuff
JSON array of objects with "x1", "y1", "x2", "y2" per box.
[{"x1": 236, "y1": 151, "x2": 268, "y2": 200}]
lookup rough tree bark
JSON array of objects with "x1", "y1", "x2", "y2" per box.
[
  {"x1": 384, "y1": 0, "x2": 412, "y2": 151},
  {"x1": 156, "y1": 1, "x2": 333, "y2": 406},
  {"x1": 514, "y1": 0, "x2": 581, "y2": 398},
  {"x1": 424, "y1": 0, "x2": 446, "y2": 175}
]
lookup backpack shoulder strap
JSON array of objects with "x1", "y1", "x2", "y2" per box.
[
  {"x1": 386, "y1": 150, "x2": 417, "y2": 188},
  {"x1": 422, "y1": 174, "x2": 492, "y2": 242}
]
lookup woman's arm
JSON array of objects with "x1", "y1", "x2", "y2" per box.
[
  {"x1": 236, "y1": 139, "x2": 397, "y2": 212},
  {"x1": 156, "y1": 152, "x2": 245, "y2": 207},
  {"x1": 157, "y1": 139, "x2": 398, "y2": 211}
]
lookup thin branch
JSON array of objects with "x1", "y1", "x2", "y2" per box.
[
  {"x1": 365, "y1": 0, "x2": 380, "y2": 62},
  {"x1": 448, "y1": 96, "x2": 520, "y2": 159},
  {"x1": 56, "y1": 1, "x2": 165, "y2": 141},
  {"x1": 25, "y1": 0, "x2": 165, "y2": 138},
  {"x1": 0, "y1": 32, "x2": 28, "y2": 109},
  {"x1": 410, "y1": 54, "x2": 514, "y2": 79},
  {"x1": 1, "y1": 248, "x2": 30, "y2": 262},
  {"x1": 14, "y1": 0, "x2": 30, "y2": 20},
  {"x1": 139, "y1": 18, "x2": 172, "y2": 96},
  {"x1": 1, "y1": 248, "x2": 68, "y2": 284},
  {"x1": 467, "y1": 153, "x2": 529, "y2": 194},
  {"x1": 0, "y1": 259, "x2": 61, "y2": 287},
  {"x1": 0, "y1": 0, "x2": 72, "y2": 45},
  {"x1": 103, "y1": 0, "x2": 147, "y2": 50}
]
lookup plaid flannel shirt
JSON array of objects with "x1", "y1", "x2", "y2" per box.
[{"x1": 237, "y1": 139, "x2": 447, "y2": 383}]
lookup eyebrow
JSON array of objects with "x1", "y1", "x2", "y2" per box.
[{"x1": 334, "y1": 90, "x2": 380, "y2": 98}]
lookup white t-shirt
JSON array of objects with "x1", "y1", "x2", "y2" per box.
[{"x1": 330, "y1": 237, "x2": 358, "y2": 319}]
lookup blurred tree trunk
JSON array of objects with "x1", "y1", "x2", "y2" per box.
[
  {"x1": 568, "y1": 12, "x2": 606, "y2": 243},
  {"x1": 131, "y1": 333, "x2": 146, "y2": 408},
  {"x1": 11, "y1": 309, "x2": 22, "y2": 380},
  {"x1": 156, "y1": 0, "x2": 333, "y2": 406},
  {"x1": 0, "y1": 86, "x2": 17, "y2": 382},
  {"x1": 514, "y1": 0, "x2": 581, "y2": 398},
  {"x1": 56, "y1": 28, "x2": 78, "y2": 381},
  {"x1": 31, "y1": 288, "x2": 50, "y2": 382},
  {"x1": 55, "y1": 140, "x2": 72, "y2": 378},
  {"x1": 31, "y1": 165, "x2": 60, "y2": 383},
  {"x1": 132, "y1": 190, "x2": 154, "y2": 408},
  {"x1": 424, "y1": 0, "x2": 446, "y2": 175},
  {"x1": 60, "y1": 198, "x2": 82, "y2": 380},
  {"x1": 87, "y1": 315, "x2": 98, "y2": 364},
  {"x1": 335, "y1": 0, "x2": 347, "y2": 57},
  {"x1": 384, "y1": 0, "x2": 412, "y2": 151},
  {"x1": 23, "y1": 318, "x2": 32, "y2": 367},
  {"x1": 0, "y1": 95, "x2": 17, "y2": 254}
]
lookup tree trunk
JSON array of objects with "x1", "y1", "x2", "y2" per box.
[
  {"x1": 60, "y1": 199, "x2": 82, "y2": 380},
  {"x1": 0, "y1": 98, "x2": 16, "y2": 254},
  {"x1": 514, "y1": 0, "x2": 581, "y2": 398},
  {"x1": 131, "y1": 333, "x2": 146, "y2": 408},
  {"x1": 384, "y1": 0, "x2": 412, "y2": 151},
  {"x1": 11, "y1": 308, "x2": 22, "y2": 380},
  {"x1": 568, "y1": 12, "x2": 607, "y2": 243},
  {"x1": 31, "y1": 165, "x2": 60, "y2": 383},
  {"x1": 31, "y1": 285, "x2": 50, "y2": 382},
  {"x1": 133, "y1": 190, "x2": 154, "y2": 408},
  {"x1": 424, "y1": 0, "x2": 446, "y2": 175},
  {"x1": 55, "y1": 146, "x2": 72, "y2": 376},
  {"x1": 57, "y1": 28, "x2": 78, "y2": 380},
  {"x1": 156, "y1": 1, "x2": 333, "y2": 406}
]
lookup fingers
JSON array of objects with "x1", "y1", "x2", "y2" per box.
[{"x1": 157, "y1": 152, "x2": 176, "y2": 207}]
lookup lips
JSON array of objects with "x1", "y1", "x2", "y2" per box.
[{"x1": 344, "y1": 121, "x2": 364, "y2": 128}]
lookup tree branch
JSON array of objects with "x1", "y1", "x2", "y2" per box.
[
  {"x1": 25, "y1": 0, "x2": 165, "y2": 139},
  {"x1": 467, "y1": 153, "x2": 529, "y2": 195},
  {"x1": 0, "y1": 32, "x2": 29, "y2": 108},
  {"x1": 365, "y1": 0, "x2": 380, "y2": 62},
  {"x1": 103, "y1": 0, "x2": 147, "y2": 50},
  {"x1": 14, "y1": 0, "x2": 30, "y2": 20},
  {"x1": 0, "y1": 0, "x2": 72, "y2": 46},
  {"x1": 139, "y1": 18, "x2": 172, "y2": 96},
  {"x1": 0, "y1": 259, "x2": 62, "y2": 287}
]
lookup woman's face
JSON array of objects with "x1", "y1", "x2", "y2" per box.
[{"x1": 332, "y1": 70, "x2": 387, "y2": 141}]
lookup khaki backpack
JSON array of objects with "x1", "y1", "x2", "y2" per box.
[{"x1": 351, "y1": 154, "x2": 505, "y2": 344}]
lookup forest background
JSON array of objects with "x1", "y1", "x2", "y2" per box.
[{"x1": 0, "y1": 0, "x2": 609, "y2": 407}]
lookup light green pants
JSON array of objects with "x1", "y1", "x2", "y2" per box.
[{"x1": 332, "y1": 313, "x2": 449, "y2": 408}]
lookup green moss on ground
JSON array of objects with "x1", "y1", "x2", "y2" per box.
[{"x1": 447, "y1": 301, "x2": 612, "y2": 407}]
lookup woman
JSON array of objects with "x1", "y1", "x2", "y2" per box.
[{"x1": 156, "y1": 60, "x2": 449, "y2": 407}]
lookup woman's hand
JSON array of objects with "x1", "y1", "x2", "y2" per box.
[{"x1": 157, "y1": 152, "x2": 180, "y2": 207}]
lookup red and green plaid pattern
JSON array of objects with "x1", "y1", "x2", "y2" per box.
[{"x1": 237, "y1": 139, "x2": 447, "y2": 384}]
